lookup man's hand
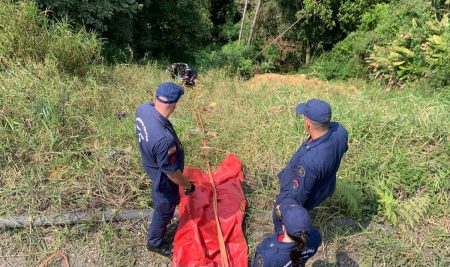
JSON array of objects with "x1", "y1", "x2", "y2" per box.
[
  {"x1": 166, "y1": 170, "x2": 195, "y2": 195},
  {"x1": 166, "y1": 170, "x2": 191, "y2": 188},
  {"x1": 183, "y1": 182, "x2": 195, "y2": 195}
]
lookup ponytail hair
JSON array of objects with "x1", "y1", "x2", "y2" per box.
[{"x1": 288, "y1": 231, "x2": 309, "y2": 267}]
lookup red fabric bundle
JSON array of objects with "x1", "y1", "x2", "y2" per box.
[{"x1": 172, "y1": 154, "x2": 248, "y2": 267}]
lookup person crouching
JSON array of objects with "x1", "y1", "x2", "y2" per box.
[{"x1": 252, "y1": 200, "x2": 321, "y2": 267}]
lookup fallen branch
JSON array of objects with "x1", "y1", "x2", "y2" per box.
[{"x1": 0, "y1": 209, "x2": 153, "y2": 229}]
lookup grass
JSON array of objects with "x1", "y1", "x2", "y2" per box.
[
  {"x1": 1, "y1": 62, "x2": 449, "y2": 266},
  {"x1": 0, "y1": 1, "x2": 449, "y2": 266}
]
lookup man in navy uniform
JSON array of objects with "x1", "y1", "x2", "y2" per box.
[
  {"x1": 252, "y1": 199, "x2": 321, "y2": 267},
  {"x1": 274, "y1": 99, "x2": 348, "y2": 233},
  {"x1": 135, "y1": 82, "x2": 195, "y2": 256}
]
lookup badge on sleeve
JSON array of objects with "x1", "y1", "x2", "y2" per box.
[
  {"x1": 256, "y1": 255, "x2": 264, "y2": 267},
  {"x1": 168, "y1": 145, "x2": 177, "y2": 155},
  {"x1": 292, "y1": 179, "x2": 299, "y2": 190},
  {"x1": 169, "y1": 155, "x2": 177, "y2": 165},
  {"x1": 296, "y1": 165, "x2": 305, "y2": 177}
]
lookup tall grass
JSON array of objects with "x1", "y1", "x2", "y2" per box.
[
  {"x1": 0, "y1": 0, "x2": 101, "y2": 74},
  {"x1": 1, "y1": 64, "x2": 449, "y2": 265}
]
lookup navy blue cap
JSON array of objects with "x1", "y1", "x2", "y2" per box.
[
  {"x1": 280, "y1": 201, "x2": 313, "y2": 237},
  {"x1": 296, "y1": 99, "x2": 332, "y2": 124},
  {"x1": 156, "y1": 82, "x2": 184, "y2": 104}
]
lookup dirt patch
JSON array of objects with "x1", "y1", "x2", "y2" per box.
[{"x1": 246, "y1": 73, "x2": 358, "y2": 94}]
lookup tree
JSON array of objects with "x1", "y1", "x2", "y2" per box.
[
  {"x1": 131, "y1": 0, "x2": 213, "y2": 60},
  {"x1": 36, "y1": 0, "x2": 141, "y2": 34},
  {"x1": 238, "y1": 0, "x2": 249, "y2": 42},
  {"x1": 247, "y1": 0, "x2": 261, "y2": 45},
  {"x1": 36, "y1": 0, "x2": 215, "y2": 61},
  {"x1": 253, "y1": 0, "x2": 387, "y2": 66}
]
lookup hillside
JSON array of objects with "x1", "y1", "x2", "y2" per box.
[
  {"x1": 1, "y1": 63, "x2": 449, "y2": 266},
  {"x1": 1, "y1": 1, "x2": 449, "y2": 266}
]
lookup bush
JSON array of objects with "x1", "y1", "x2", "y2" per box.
[
  {"x1": 0, "y1": 0, "x2": 101, "y2": 74},
  {"x1": 0, "y1": 1, "x2": 49, "y2": 65},
  {"x1": 195, "y1": 41, "x2": 255, "y2": 78},
  {"x1": 367, "y1": 14, "x2": 449, "y2": 87},
  {"x1": 311, "y1": 30, "x2": 383, "y2": 80},
  {"x1": 426, "y1": 59, "x2": 450, "y2": 89},
  {"x1": 48, "y1": 19, "x2": 101, "y2": 74},
  {"x1": 260, "y1": 45, "x2": 282, "y2": 73},
  {"x1": 307, "y1": 0, "x2": 448, "y2": 85},
  {"x1": 359, "y1": 3, "x2": 390, "y2": 31}
]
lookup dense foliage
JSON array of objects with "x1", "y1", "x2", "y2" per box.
[
  {"x1": 36, "y1": 0, "x2": 238, "y2": 61},
  {"x1": 307, "y1": 0, "x2": 449, "y2": 89}
]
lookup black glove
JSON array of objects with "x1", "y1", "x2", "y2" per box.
[{"x1": 183, "y1": 182, "x2": 195, "y2": 195}]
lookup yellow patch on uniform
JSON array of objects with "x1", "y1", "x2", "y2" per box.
[
  {"x1": 257, "y1": 255, "x2": 264, "y2": 267},
  {"x1": 168, "y1": 145, "x2": 177, "y2": 155}
]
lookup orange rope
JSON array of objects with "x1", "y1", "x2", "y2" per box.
[
  {"x1": 38, "y1": 252, "x2": 70, "y2": 267},
  {"x1": 194, "y1": 110, "x2": 229, "y2": 267}
]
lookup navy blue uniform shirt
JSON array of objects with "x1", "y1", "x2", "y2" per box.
[
  {"x1": 136, "y1": 102, "x2": 184, "y2": 204},
  {"x1": 251, "y1": 229, "x2": 321, "y2": 267},
  {"x1": 277, "y1": 122, "x2": 348, "y2": 210}
]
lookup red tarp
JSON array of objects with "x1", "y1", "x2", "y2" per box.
[{"x1": 172, "y1": 154, "x2": 248, "y2": 267}]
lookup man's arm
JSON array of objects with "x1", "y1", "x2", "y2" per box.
[
  {"x1": 167, "y1": 170, "x2": 195, "y2": 195},
  {"x1": 288, "y1": 164, "x2": 319, "y2": 206},
  {"x1": 154, "y1": 139, "x2": 195, "y2": 195},
  {"x1": 166, "y1": 170, "x2": 190, "y2": 188}
]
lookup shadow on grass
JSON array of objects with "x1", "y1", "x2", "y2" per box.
[{"x1": 312, "y1": 250, "x2": 359, "y2": 267}]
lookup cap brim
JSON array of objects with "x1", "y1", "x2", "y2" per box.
[{"x1": 295, "y1": 103, "x2": 307, "y2": 115}]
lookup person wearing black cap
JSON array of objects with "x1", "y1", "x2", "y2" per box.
[
  {"x1": 273, "y1": 99, "x2": 348, "y2": 234},
  {"x1": 252, "y1": 200, "x2": 321, "y2": 267},
  {"x1": 135, "y1": 82, "x2": 195, "y2": 256}
]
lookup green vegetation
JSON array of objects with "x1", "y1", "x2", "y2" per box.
[
  {"x1": 0, "y1": 1, "x2": 100, "y2": 74},
  {"x1": 1, "y1": 1, "x2": 449, "y2": 266},
  {"x1": 308, "y1": 0, "x2": 450, "y2": 89}
]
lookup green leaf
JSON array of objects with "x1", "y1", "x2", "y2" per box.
[
  {"x1": 388, "y1": 51, "x2": 402, "y2": 59},
  {"x1": 412, "y1": 18, "x2": 417, "y2": 28},
  {"x1": 432, "y1": 35, "x2": 443, "y2": 45},
  {"x1": 426, "y1": 21, "x2": 440, "y2": 33},
  {"x1": 441, "y1": 14, "x2": 448, "y2": 28},
  {"x1": 394, "y1": 46, "x2": 414, "y2": 57},
  {"x1": 392, "y1": 61, "x2": 405, "y2": 66},
  {"x1": 375, "y1": 56, "x2": 391, "y2": 63}
]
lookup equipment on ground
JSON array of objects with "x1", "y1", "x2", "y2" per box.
[{"x1": 166, "y1": 62, "x2": 198, "y2": 87}]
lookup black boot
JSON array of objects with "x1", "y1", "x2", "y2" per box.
[{"x1": 146, "y1": 243, "x2": 173, "y2": 257}]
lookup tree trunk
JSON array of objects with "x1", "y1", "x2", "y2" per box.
[
  {"x1": 247, "y1": 0, "x2": 261, "y2": 45},
  {"x1": 238, "y1": 0, "x2": 249, "y2": 43},
  {"x1": 305, "y1": 41, "x2": 311, "y2": 64}
]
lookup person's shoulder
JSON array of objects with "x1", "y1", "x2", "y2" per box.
[
  {"x1": 254, "y1": 234, "x2": 284, "y2": 267},
  {"x1": 308, "y1": 228, "x2": 322, "y2": 248},
  {"x1": 136, "y1": 102, "x2": 150, "y2": 112},
  {"x1": 261, "y1": 233, "x2": 277, "y2": 246},
  {"x1": 136, "y1": 102, "x2": 155, "y2": 119},
  {"x1": 330, "y1": 122, "x2": 348, "y2": 138},
  {"x1": 255, "y1": 233, "x2": 279, "y2": 254}
]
